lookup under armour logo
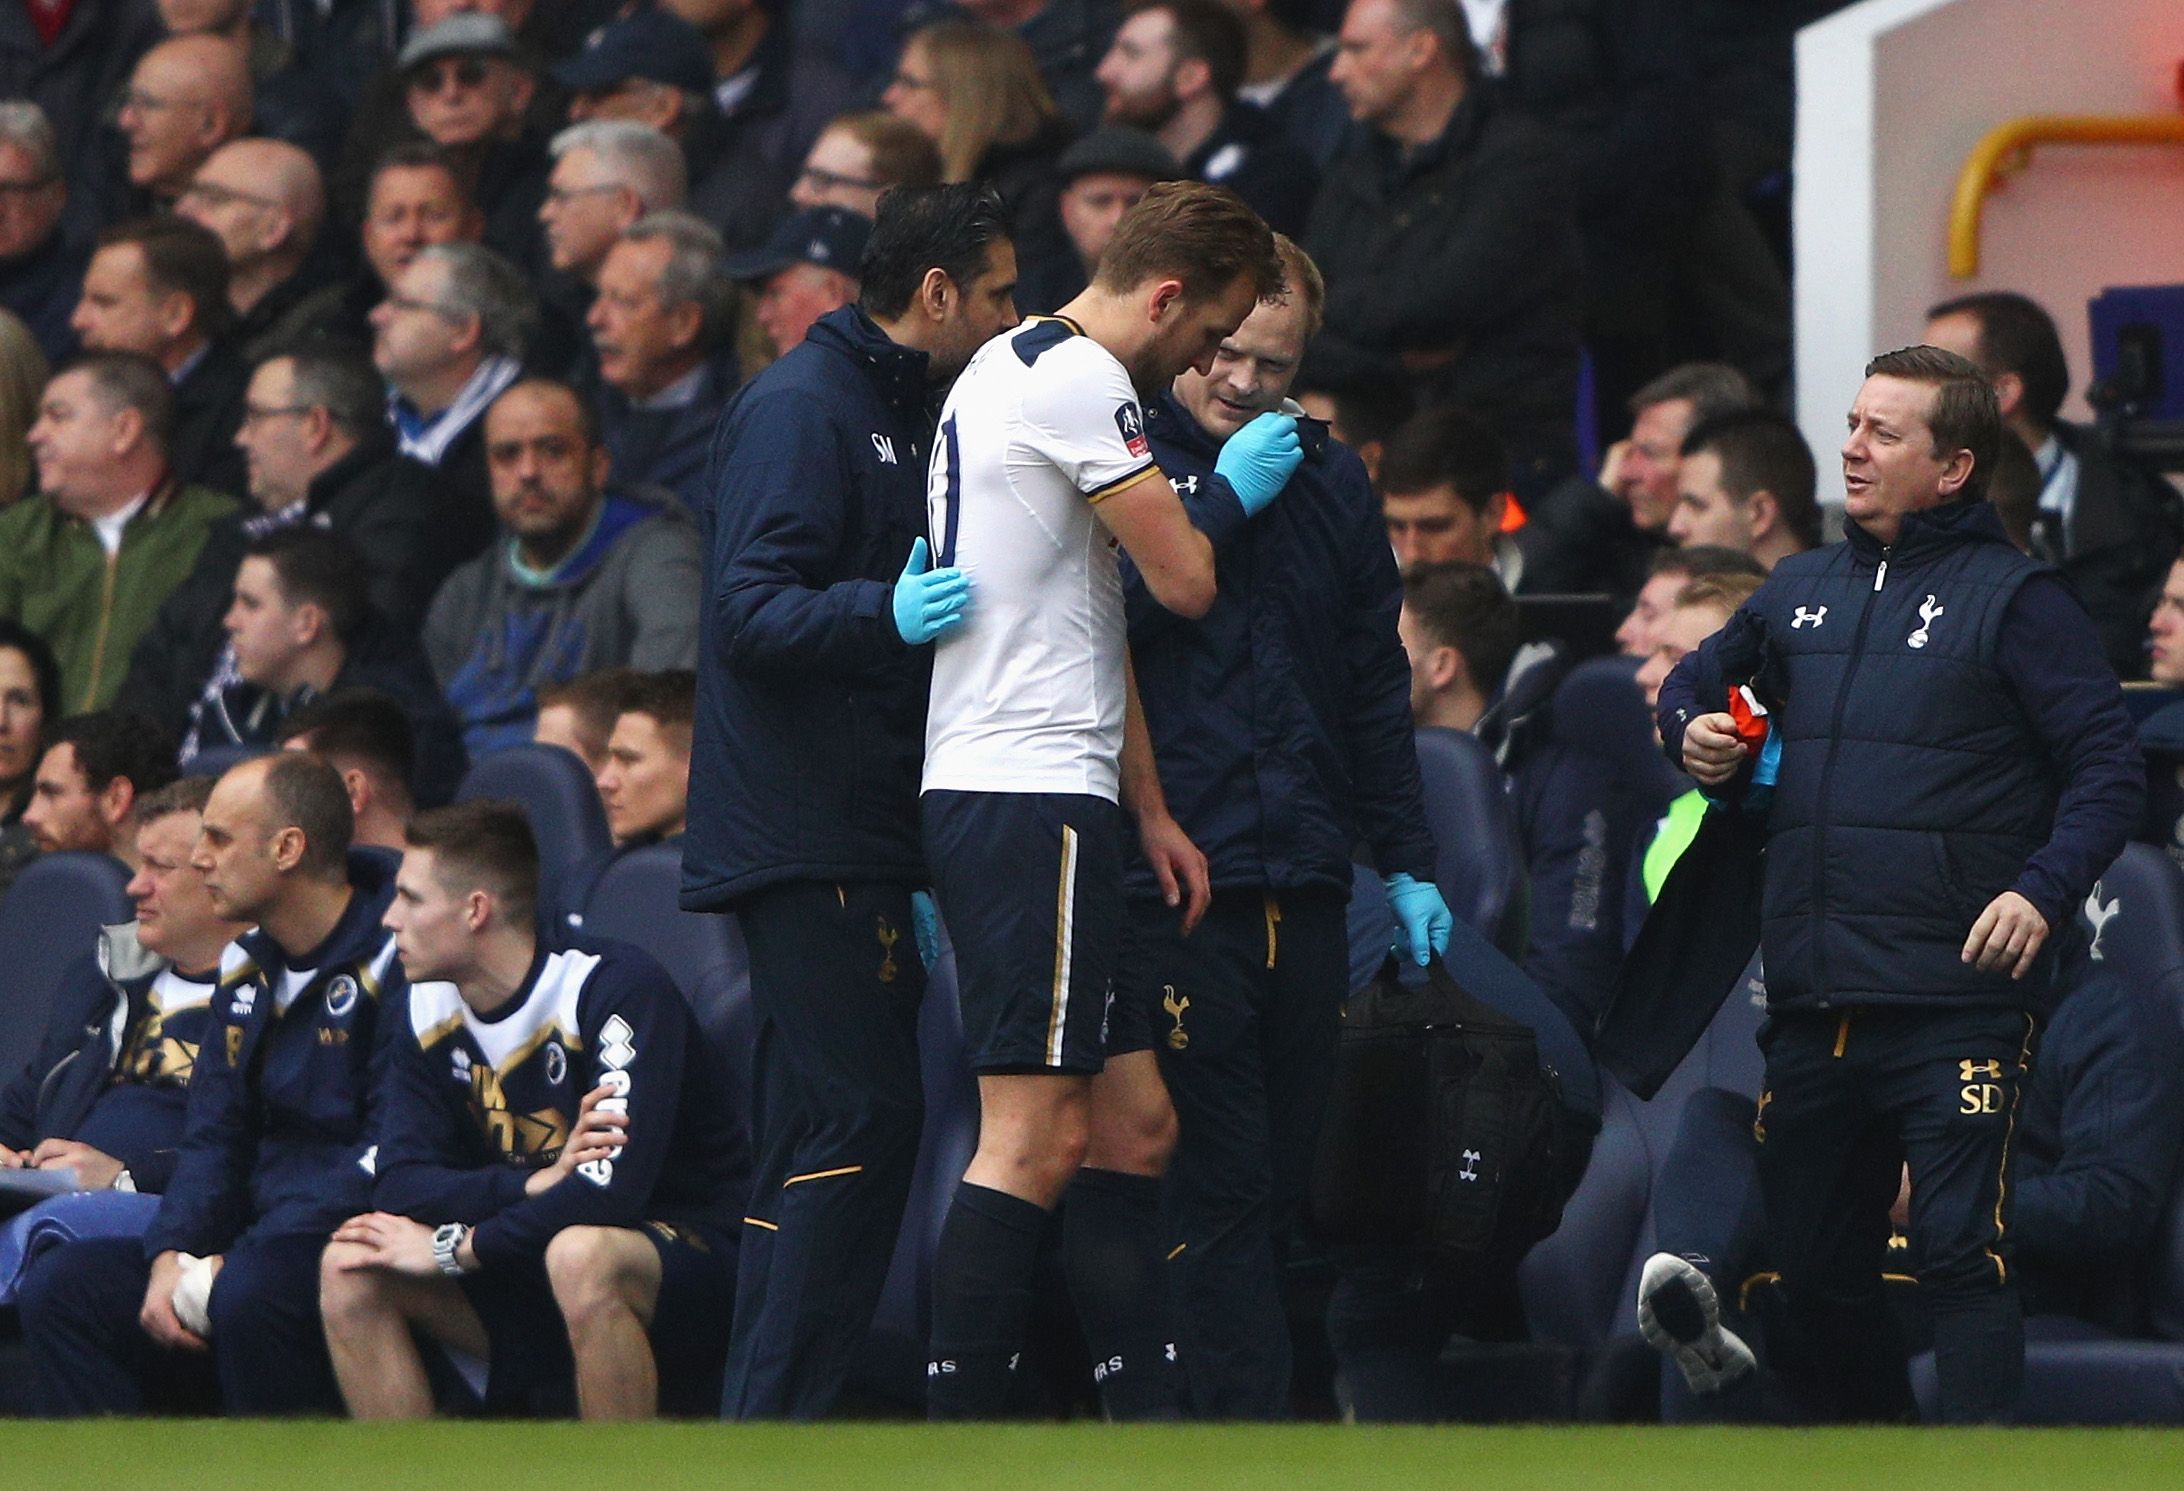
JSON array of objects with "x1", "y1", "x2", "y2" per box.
[
  {"x1": 1792, "y1": 605, "x2": 1827, "y2": 630},
  {"x1": 1960, "y1": 1059, "x2": 2003, "y2": 1081},
  {"x1": 1170, "y1": 474, "x2": 1200, "y2": 496},
  {"x1": 2085, "y1": 884, "x2": 2121, "y2": 961},
  {"x1": 1457, "y1": 1148, "x2": 1482, "y2": 1182},
  {"x1": 871, "y1": 433, "x2": 898, "y2": 465},
  {"x1": 1908, "y1": 594, "x2": 1945, "y2": 649}
]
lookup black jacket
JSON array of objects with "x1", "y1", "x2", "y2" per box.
[
  {"x1": 686, "y1": 19, "x2": 859, "y2": 250},
  {"x1": 169, "y1": 340, "x2": 251, "y2": 500},
  {"x1": 2038, "y1": 420, "x2": 2184, "y2": 681},
  {"x1": 116, "y1": 434, "x2": 444, "y2": 734},
  {"x1": 0, "y1": 0, "x2": 161, "y2": 249},
  {"x1": 681, "y1": 306, "x2": 935, "y2": 909},
  {"x1": 0, "y1": 229, "x2": 85, "y2": 368},
  {"x1": 978, "y1": 123, "x2": 1077, "y2": 319},
  {"x1": 596, "y1": 352, "x2": 740, "y2": 515},
  {"x1": 1188, "y1": 103, "x2": 1321, "y2": 238},
  {"x1": 1126, "y1": 394, "x2": 1434, "y2": 895},
  {"x1": 1659, "y1": 501, "x2": 2143, "y2": 1014},
  {"x1": 1303, "y1": 89, "x2": 1585, "y2": 483}
]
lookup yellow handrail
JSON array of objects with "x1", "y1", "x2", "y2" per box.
[{"x1": 1948, "y1": 113, "x2": 2184, "y2": 278}]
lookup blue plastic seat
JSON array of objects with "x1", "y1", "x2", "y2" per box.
[
  {"x1": 0, "y1": 853, "x2": 134, "y2": 1084},
  {"x1": 1413, "y1": 726, "x2": 1526, "y2": 954},
  {"x1": 454, "y1": 744, "x2": 611, "y2": 922}
]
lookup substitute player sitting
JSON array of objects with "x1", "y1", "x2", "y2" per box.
[
  {"x1": 319, "y1": 801, "x2": 746, "y2": 1420},
  {"x1": 921, "y1": 181, "x2": 1295, "y2": 1418}
]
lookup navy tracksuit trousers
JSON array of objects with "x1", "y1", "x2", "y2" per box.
[
  {"x1": 17, "y1": 1232, "x2": 339, "y2": 1416},
  {"x1": 722, "y1": 880, "x2": 926, "y2": 1419}
]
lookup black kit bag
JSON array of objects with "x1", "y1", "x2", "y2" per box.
[{"x1": 1310, "y1": 954, "x2": 1589, "y2": 1272}]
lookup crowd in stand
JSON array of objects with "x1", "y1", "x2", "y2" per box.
[{"x1": 0, "y1": 0, "x2": 2176, "y2": 1429}]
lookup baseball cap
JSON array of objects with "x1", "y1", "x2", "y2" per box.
[
  {"x1": 398, "y1": 13, "x2": 518, "y2": 74},
  {"x1": 1056, "y1": 126, "x2": 1183, "y2": 186},
  {"x1": 724, "y1": 206, "x2": 873, "y2": 283},
  {"x1": 554, "y1": 9, "x2": 716, "y2": 96}
]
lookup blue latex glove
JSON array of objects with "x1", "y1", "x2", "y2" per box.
[
  {"x1": 1213, "y1": 411, "x2": 1304, "y2": 515},
  {"x1": 1383, "y1": 871, "x2": 1454, "y2": 967},
  {"x1": 891, "y1": 537, "x2": 971, "y2": 645},
  {"x1": 911, "y1": 890, "x2": 939, "y2": 971}
]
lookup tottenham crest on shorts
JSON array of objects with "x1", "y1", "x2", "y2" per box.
[{"x1": 1115, "y1": 402, "x2": 1149, "y2": 458}]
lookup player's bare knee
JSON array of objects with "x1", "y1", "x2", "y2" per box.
[{"x1": 546, "y1": 1227, "x2": 641, "y2": 1326}]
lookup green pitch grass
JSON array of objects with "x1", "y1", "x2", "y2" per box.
[{"x1": 7, "y1": 1423, "x2": 2184, "y2": 1489}]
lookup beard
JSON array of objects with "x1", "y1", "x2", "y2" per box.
[{"x1": 1104, "y1": 80, "x2": 1182, "y2": 134}]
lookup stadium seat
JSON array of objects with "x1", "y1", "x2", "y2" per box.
[
  {"x1": 1413, "y1": 726, "x2": 1526, "y2": 954},
  {"x1": 181, "y1": 742, "x2": 269, "y2": 778},
  {"x1": 454, "y1": 744, "x2": 611, "y2": 921},
  {"x1": 1549, "y1": 654, "x2": 1688, "y2": 816},
  {"x1": 0, "y1": 853, "x2": 134, "y2": 1085}
]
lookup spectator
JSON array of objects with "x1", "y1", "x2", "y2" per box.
[
  {"x1": 153, "y1": 0, "x2": 350, "y2": 169},
  {"x1": 651, "y1": 0, "x2": 858, "y2": 249},
  {"x1": 273, "y1": 142, "x2": 485, "y2": 358},
  {"x1": 1926, "y1": 291, "x2": 2184, "y2": 679},
  {"x1": 323, "y1": 800, "x2": 744, "y2": 1420},
  {"x1": 789, "y1": 110, "x2": 944, "y2": 219},
  {"x1": 884, "y1": 20, "x2": 1074, "y2": 298},
  {"x1": 114, "y1": 34, "x2": 253, "y2": 213},
  {"x1": 595, "y1": 669, "x2": 694, "y2": 848},
  {"x1": 0, "y1": 101, "x2": 86, "y2": 368},
  {"x1": 21, "y1": 708, "x2": 181, "y2": 870},
  {"x1": 4, "y1": 354, "x2": 238, "y2": 710},
  {"x1": 425, "y1": 379, "x2": 701, "y2": 757},
  {"x1": 191, "y1": 526, "x2": 463, "y2": 801},
  {"x1": 392, "y1": 14, "x2": 551, "y2": 275},
  {"x1": 539, "y1": 121, "x2": 686, "y2": 291},
  {"x1": 559, "y1": 7, "x2": 717, "y2": 139},
  {"x1": 727, "y1": 205, "x2": 868, "y2": 359},
  {"x1": 1023, "y1": 124, "x2": 1178, "y2": 314},
  {"x1": 1292, "y1": 365, "x2": 1411, "y2": 484},
  {"x1": 276, "y1": 688, "x2": 417, "y2": 852},
  {"x1": 0, "y1": 619, "x2": 57, "y2": 895},
  {"x1": 0, "y1": 307, "x2": 47, "y2": 505},
  {"x1": 0, "y1": 776, "x2": 244, "y2": 1193},
  {"x1": 16, "y1": 752, "x2": 403, "y2": 1417},
  {"x1": 1095, "y1": 0, "x2": 1317, "y2": 232},
  {"x1": 1403, "y1": 560, "x2": 1641, "y2": 1022},
  {"x1": 587, "y1": 212, "x2": 742, "y2": 511},
  {"x1": 372, "y1": 240, "x2": 535, "y2": 573},
  {"x1": 1613, "y1": 543, "x2": 1763, "y2": 659},
  {"x1": 72, "y1": 216, "x2": 251, "y2": 498},
  {"x1": 2149, "y1": 557, "x2": 2184, "y2": 687},
  {"x1": 121, "y1": 347, "x2": 442, "y2": 739},
  {"x1": 1523, "y1": 360, "x2": 1759, "y2": 598},
  {"x1": 1377, "y1": 403, "x2": 1530, "y2": 591},
  {"x1": 1218, "y1": 0, "x2": 1347, "y2": 166},
  {"x1": 533, "y1": 669, "x2": 640, "y2": 780},
  {"x1": 925, "y1": 0, "x2": 1122, "y2": 134},
  {"x1": 0, "y1": 0, "x2": 163, "y2": 250},
  {"x1": 1666, "y1": 409, "x2": 1819, "y2": 571},
  {"x1": 1305, "y1": 0, "x2": 1584, "y2": 497},
  {"x1": 173, "y1": 139, "x2": 329, "y2": 361}
]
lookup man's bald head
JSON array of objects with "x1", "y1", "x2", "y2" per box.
[
  {"x1": 176, "y1": 140, "x2": 324, "y2": 298},
  {"x1": 148, "y1": 34, "x2": 253, "y2": 123},
  {"x1": 121, "y1": 35, "x2": 254, "y2": 197}
]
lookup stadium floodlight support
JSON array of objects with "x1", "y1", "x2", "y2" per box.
[{"x1": 1948, "y1": 70, "x2": 2184, "y2": 278}]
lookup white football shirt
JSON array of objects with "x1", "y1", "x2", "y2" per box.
[{"x1": 922, "y1": 317, "x2": 1159, "y2": 802}]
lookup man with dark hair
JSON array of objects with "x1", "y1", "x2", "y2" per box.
[
  {"x1": 689, "y1": 180, "x2": 1020, "y2": 1421},
  {"x1": 425, "y1": 378, "x2": 700, "y2": 756},
  {"x1": 277, "y1": 689, "x2": 416, "y2": 852},
  {"x1": 1402, "y1": 559, "x2": 1637, "y2": 1023},
  {"x1": 189, "y1": 527, "x2": 463, "y2": 802},
  {"x1": 1658, "y1": 346, "x2": 2145, "y2": 1423},
  {"x1": 1926, "y1": 289, "x2": 2183, "y2": 677},
  {"x1": 1096, "y1": 0, "x2": 1319, "y2": 233},
  {"x1": 4, "y1": 357, "x2": 237, "y2": 711},
  {"x1": 917, "y1": 179, "x2": 1284, "y2": 1420},
  {"x1": 72, "y1": 217, "x2": 250, "y2": 498},
  {"x1": 23, "y1": 710, "x2": 181, "y2": 870},
  {"x1": 1668, "y1": 409, "x2": 1820, "y2": 571},
  {"x1": 588, "y1": 211, "x2": 740, "y2": 513},
  {"x1": 1305, "y1": 0, "x2": 1583, "y2": 494},
  {"x1": 1377, "y1": 403, "x2": 1531, "y2": 589},
  {"x1": 1614, "y1": 542, "x2": 1764, "y2": 658},
  {"x1": 597, "y1": 669, "x2": 694, "y2": 850},
  {"x1": 534, "y1": 668, "x2": 640, "y2": 779},
  {"x1": 0, "y1": 776, "x2": 244, "y2": 1192},
  {"x1": 120, "y1": 347, "x2": 442, "y2": 738},
  {"x1": 17, "y1": 751, "x2": 404, "y2": 1416},
  {"x1": 320, "y1": 800, "x2": 744, "y2": 1420},
  {"x1": 1117, "y1": 232, "x2": 1446, "y2": 1417}
]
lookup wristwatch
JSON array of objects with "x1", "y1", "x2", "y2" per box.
[{"x1": 431, "y1": 1222, "x2": 471, "y2": 1277}]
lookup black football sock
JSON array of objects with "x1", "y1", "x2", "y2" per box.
[
  {"x1": 927, "y1": 1180, "x2": 1048, "y2": 1420},
  {"x1": 1064, "y1": 1167, "x2": 1182, "y2": 1421}
]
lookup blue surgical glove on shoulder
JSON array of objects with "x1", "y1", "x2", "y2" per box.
[
  {"x1": 892, "y1": 537, "x2": 971, "y2": 646},
  {"x1": 911, "y1": 891, "x2": 940, "y2": 972},
  {"x1": 1383, "y1": 871, "x2": 1454, "y2": 967},
  {"x1": 1214, "y1": 411, "x2": 1304, "y2": 516}
]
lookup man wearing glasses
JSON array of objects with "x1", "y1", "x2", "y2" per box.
[
  {"x1": 395, "y1": 14, "x2": 551, "y2": 276},
  {"x1": 787, "y1": 113, "x2": 942, "y2": 221},
  {"x1": 174, "y1": 139, "x2": 329, "y2": 361},
  {"x1": 0, "y1": 100, "x2": 83, "y2": 366},
  {"x1": 114, "y1": 34, "x2": 252, "y2": 212}
]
